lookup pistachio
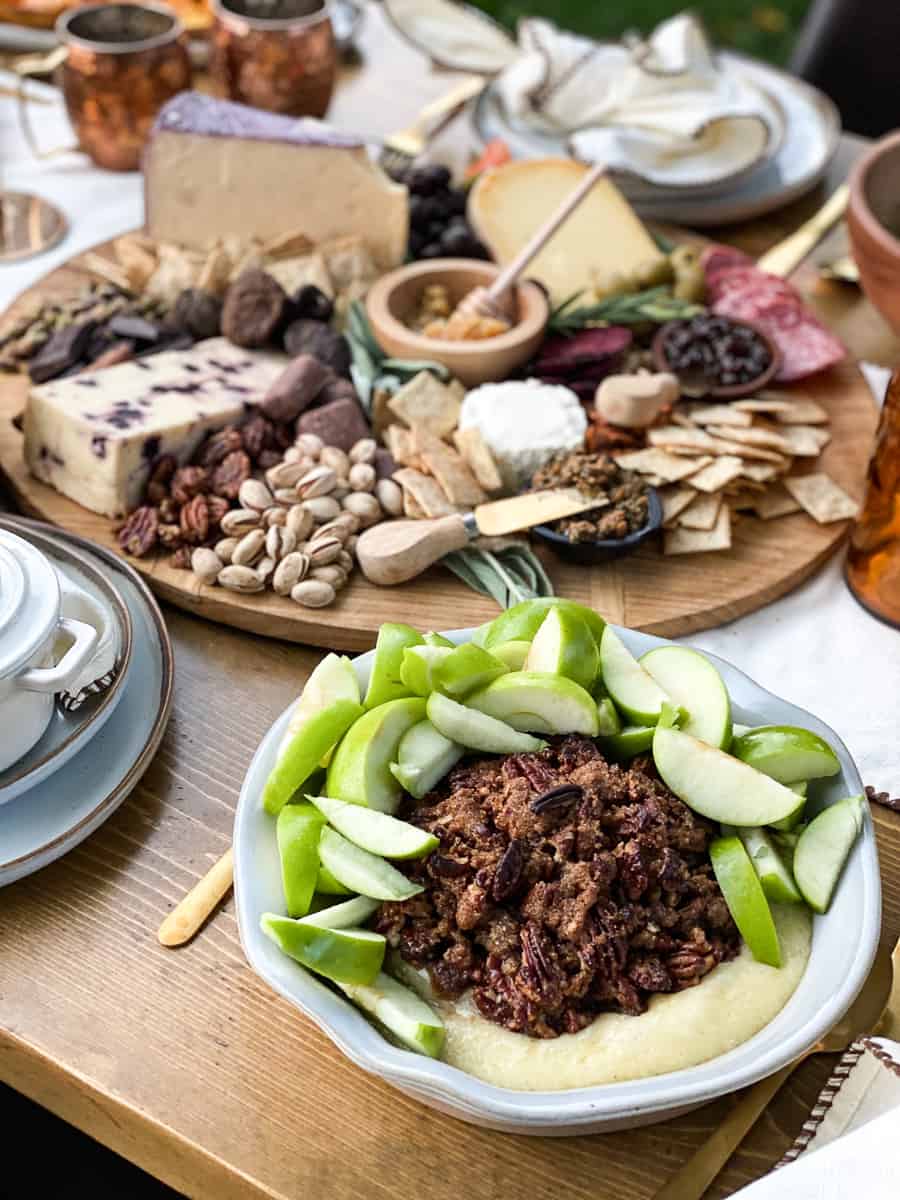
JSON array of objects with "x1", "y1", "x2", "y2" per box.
[
  {"x1": 214, "y1": 536, "x2": 239, "y2": 564},
  {"x1": 265, "y1": 460, "x2": 308, "y2": 490},
  {"x1": 320, "y1": 446, "x2": 350, "y2": 476},
  {"x1": 345, "y1": 534, "x2": 358, "y2": 555},
  {"x1": 291, "y1": 579, "x2": 336, "y2": 608},
  {"x1": 337, "y1": 549, "x2": 354, "y2": 574},
  {"x1": 273, "y1": 552, "x2": 310, "y2": 595},
  {"x1": 302, "y1": 496, "x2": 342, "y2": 524},
  {"x1": 263, "y1": 506, "x2": 287, "y2": 528},
  {"x1": 315, "y1": 517, "x2": 352, "y2": 543},
  {"x1": 274, "y1": 487, "x2": 299, "y2": 506},
  {"x1": 348, "y1": 462, "x2": 376, "y2": 493},
  {"x1": 342, "y1": 492, "x2": 383, "y2": 527},
  {"x1": 232, "y1": 528, "x2": 266, "y2": 566},
  {"x1": 282, "y1": 446, "x2": 304, "y2": 465},
  {"x1": 331, "y1": 482, "x2": 351, "y2": 501},
  {"x1": 266, "y1": 525, "x2": 297, "y2": 560},
  {"x1": 220, "y1": 507, "x2": 262, "y2": 536},
  {"x1": 310, "y1": 565, "x2": 347, "y2": 590},
  {"x1": 286, "y1": 504, "x2": 315, "y2": 540},
  {"x1": 238, "y1": 478, "x2": 274, "y2": 512},
  {"x1": 349, "y1": 438, "x2": 377, "y2": 465},
  {"x1": 218, "y1": 564, "x2": 266, "y2": 593},
  {"x1": 256, "y1": 555, "x2": 276, "y2": 581},
  {"x1": 295, "y1": 433, "x2": 324, "y2": 459},
  {"x1": 296, "y1": 464, "x2": 336, "y2": 499},
  {"x1": 191, "y1": 547, "x2": 223, "y2": 585},
  {"x1": 375, "y1": 478, "x2": 403, "y2": 517},
  {"x1": 307, "y1": 534, "x2": 344, "y2": 566}
]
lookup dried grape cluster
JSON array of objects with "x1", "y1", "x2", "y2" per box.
[{"x1": 386, "y1": 162, "x2": 489, "y2": 262}]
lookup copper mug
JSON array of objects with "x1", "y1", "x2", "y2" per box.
[
  {"x1": 16, "y1": 4, "x2": 192, "y2": 172},
  {"x1": 209, "y1": 0, "x2": 337, "y2": 118}
]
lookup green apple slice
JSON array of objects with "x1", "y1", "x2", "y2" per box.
[
  {"x1": 653, "y1": 723, "x2": 805, "y2": 826},
  {"x1": 736, "y1": 827, "x2": 803, "y2": 904},
  {"x1": 261, "y1": 913, "x2": 385, "y2": 985},
  {"x1": 318, "y1": 827, "x2": 424, "y2": 901},
  {"x1": 278, "y1": 653, "x2": 361, "y2": 761},
  {"x1": 390, "y1": 719, "x2": 464, "y2": 800},
  {"x1": 399, "y1": 645, "x2": 452, "y2": 697},
  {"x1": 602, "y1": 724, "x2": 655, "y2": 759},
  {"x1": 424, "y1": 631, "x2": 455, "y2": 648},
  {"x1": 363, "y1": 623, "x2": 423, "y2": 709},
  {"x1": 732, "y1": 723, "x2": 751, "y2": 738},
  {"x1": 316, "y1": 865, "x2": 351, "y2": 895},
  {"x1": 709, "y1": 837, "x2": 781, "y2": 966},
  {"x1": 792, "y1": 795, "x2": 865, "y2": 913},
  {"x1": 467, "y1": 672, "x2": 600, "y2": 736},
  {"x1": 300, "y1": 895, "x2": 380, "y2": 928},
  {"x1": 640, "y1": 646, "x2": 732, "y2": 749},
  {"x1": 491, "y1": 640, "x2": 532, "y2": 670},
  {"x1": 524, "y1": 607, "x2": 600, "y2": 692},
  {"x1": 427, "y1": 692, "x2": 546, "y2": 754},
  {"x1": 731, "y1": 726, "x2": 840, "y2": 784},
  {"x1": 600, "y1": 626, "x2": 672, "y2": 725},
  {"x1": 264, "y1": 699, "x2": 364, "y2": 815},
  {"x1": 596, "y1": 697, "x2": 622, "y2": 737},
  {"x1": 309, "y1": 795, "x2": 438, "y2": 859},
  {"x1": 276, "y1": 803, "x2": 325, "y2": 917},
  {"x1": 325, "y1": 697, "x2": 426, "y2": 814},
  {"x1": 433, "y1": 643, "x2": 509, "y2": 699},
  {"x1": 770, "y1": 783, "x2": 807, "y2": 833},
  {"x1": 340, "y1": 971, "x2": 445, "y2": 1058},
  {"x1": 481, "y1": 598, "x2": 606, "y2": 654}
]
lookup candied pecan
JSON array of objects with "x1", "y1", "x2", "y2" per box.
[
  {"x1": 530, "y1": 784, "x2": 583, "y2": 815},
  {"x1": 211, "y1": 449, "x2": 251, "y2": 499},
  {"x1": 146, "y1": 454, "x2": 177, "y2": 503},
  {"x1": 117, "y1": 506, "x2": 158, "y2": 557},
  {"x1": 492, "y1": 839, "x2": 524, "y2": 902},
  {"x1": 170, "y1": 546, "x2": 192, "y2": 569},
  {"x1": 170, "y1": 465, "x2": 211, "y2": 504},
  {"x1": 157, "y1": 522, "x2": 183, "y2": 549},
  {"x1": 429, "y1": 854, "x2": 469, "y2": 879},
  {"x1": 198, "y1": 426, "x2": 243, "y2": 468},
  {"x1": 241, "y1": 414, "x2": 276, "y2": 461},
  {"x1": 179, "y1": 494, "x2": 209, "y2": 543}
]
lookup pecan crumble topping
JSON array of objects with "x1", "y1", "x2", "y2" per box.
[{"x1": 374, "y1": 736, "x2": 740, "y2": 1039}]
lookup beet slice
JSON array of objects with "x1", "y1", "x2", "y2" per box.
[{"x1": 536, "y1": 326, "x2": 632, "y2": 375}]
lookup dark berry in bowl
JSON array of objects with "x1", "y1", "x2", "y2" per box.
[{"x1": 653, "y1": 314, "x2": 781, "y2": 399}]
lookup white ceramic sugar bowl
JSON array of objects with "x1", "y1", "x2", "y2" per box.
[{"x1": 0, "y1": 531, "x2": 99, "y2": 773}]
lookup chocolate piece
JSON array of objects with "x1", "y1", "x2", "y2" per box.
[
  {"x1": 295, "y1": 396, "x2": 370, "y2": 452},
  {"x1": 172, "y1": 288, "x2": 223, "y2": 340},
  {"x1": 315, "y1": 373, "x2": 357, "y2": 407},
  {"x1": 108, "y1": 314, "x2": 163, "y2": 344},
  {"x1": 29, "y1": 321, "x2": 97, "y2": 383},
  {"x1": 259, "y1": 354, "x2": 329, "y2": 422},
  {"x1": 292, "y1": 283, "x2": 334, "y2": 323},
  {"x1": 221, "y1": 269, "x2": 287, "y2": 348},
  {"x1": 283, "y1": 318, "x2": 351, "y2": 375},
  {"x1": 373, "y1": 447, "x2": 397, "y2": 480}
]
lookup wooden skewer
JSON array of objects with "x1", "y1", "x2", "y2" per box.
[{"x1": 158, "y1": 847, "x2": 234, "y2": 948}]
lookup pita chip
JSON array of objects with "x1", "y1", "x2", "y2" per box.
[
  {"x1": 688, "y1": 404, "x2": 753, "y2": 428},
  {"x1": 388, "y1": 371, "x2": 461, "y2": 438},
  {"x1": 453, "y1": 427, "x2": 504, "y2": 492},
  {"x1": 614, "y1": 449, "x2": 714, "y2": 483},
  {"x1": 664, "y1": 506, "x2": 732, "y2": 555},
  {"x1": 394, "y1": 468, "x2": 458, "y2": 518},
  {"x1": 659, "y1": 485, "x2": 698, "y2": 524},
  {"x1": 686, "y1": 455, "x2": 744, "y2": 493},
  {"x1": 678, "y1": 492, "x2": 723, "y2": 531},
  {"x1": 417, "y1": 437, "x2": 487, "y2": 507}
]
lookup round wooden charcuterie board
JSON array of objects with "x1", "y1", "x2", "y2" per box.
[{"x1": 0, "y1": 237, "x2": 879, "y2": 651}]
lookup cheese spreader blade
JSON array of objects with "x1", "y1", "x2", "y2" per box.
[{"x1": 356, "y1": 489, "x2": 602, "y2": 586}]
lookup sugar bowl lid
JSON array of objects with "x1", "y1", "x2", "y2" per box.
[{"x1": 0, "y1": 530, "x2": 61, "y2": 680}]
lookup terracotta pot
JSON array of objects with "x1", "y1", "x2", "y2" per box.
[{"x1": 848, "y1": 130, "x2": 900, "y2": 336}]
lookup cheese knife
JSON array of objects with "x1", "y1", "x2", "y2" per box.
[{"x1": 356, "y1": 489, "x2": 602, "y2": 585}]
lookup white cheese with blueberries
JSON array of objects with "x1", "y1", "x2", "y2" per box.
[{"x1": 24, "y1": 337, "x2": 284, "y2": 517}]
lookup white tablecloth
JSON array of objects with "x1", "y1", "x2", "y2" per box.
[{"x1": 2, "y1": 73, "x2": 899, "y2": 788}]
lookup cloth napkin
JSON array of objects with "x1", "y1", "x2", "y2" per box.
[
  {"x1": 54, "y1": 569, "x2": 120, "y2": 711},
  {"x1": 732, "y1": 1038, "x2": 900, "y2": 1197}
]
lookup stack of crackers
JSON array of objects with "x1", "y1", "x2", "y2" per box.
[
  {"x1": 614, "y1": 393, "x2": 860, "y2": 555},
  {"x1": 378, "y1": 371, "x2": 504, "y2": 517}
]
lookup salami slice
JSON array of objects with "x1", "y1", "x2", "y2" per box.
[{"x1": 700, "y1": 244, "x2": 753, "y2": 282}]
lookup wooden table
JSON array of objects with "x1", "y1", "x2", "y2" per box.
[{"x1": 2, "y1": 7, "x2": 900, "y2": 1198}]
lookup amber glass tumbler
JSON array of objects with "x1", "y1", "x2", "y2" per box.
[
  {"x1": 846, "y1": 368, "x2": 900, "y2": 627},
  {"x1": 209, "y1": 0, "x2": 336, "y2": 118}
]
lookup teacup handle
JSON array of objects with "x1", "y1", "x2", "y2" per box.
[
  {"x1": 15, "y1": 47, "x2": 79, "y2": 160},
  {"x1": 19, "y1": 617, "x2": 99, "y2": 694}
]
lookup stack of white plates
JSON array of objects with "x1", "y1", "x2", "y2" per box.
[{"x1": 0, "y1": 517, "x2": 173, "y2": 887}]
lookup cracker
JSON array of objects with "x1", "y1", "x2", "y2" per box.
[
  {"x1": 388, "y1": 372, "x2": 461, "y2": 439},
  {"x1": 418, "y1": 438, "x2": 487, "y2": 507},
  {"x1": 734, "y1": 395, "x2": 829, "y2": 424},
  {"x1": 752, "y1": 484, "x2": 803, "y2": 520},
  {"x1": 453, "y1": 427, "x2": 504, "y2": 492},
  {"x1": 705, "y1": 424, "x2": 794, "y2": 455},
  {"x1": 685, "y1": 456, "x2": 744, "y2": 493},
  {"x1": 393, "y1": 468, "x2": 458, "y2": 518},
  {"x1": 320, "y1": 235, "x2": 378, "y2": 290},
  {"x1": 784, "y1": 474, "x2": 859, "y2": 523},
  {"x1": 727, "y1": 488, "x2": 762, "y2": 511},
  {"x1": 687, "y1": 404, "x2": 753, "y2": 428},
  {"x1": 678, "y1": 492, "x2": 722, "y2": 531},
  {"x1": 777, "y1": 425, "x2": 832, "y2": 456},
  {"x1": 403, "y1": 489, "x2": 427, "y2": 519},
  {"x1": 647, "y1": 426, "x2": 716, "y2": 452},
  {"x1": 740, "y1": 461, "x2": 780, "y2": 483},
  {"x1": 701, "y1": 435, "x2": 790, "y2": 465},
  {"x1": 664, "y1": 506, "x2": 732, "y2": 555},
  {"x1": 659, "y1": 485, "x2": 697, "y2": 524},
  {"x1": 260, "y1": 230, "x2": 315, "y2": 261},
  {"x1": 385, "y1": 425, "x2": 421, "y2": 469},
  {"x1": 266, "y1": 253, "x2": 334, "y2": 298},
  {"x1": 614, "y1": 449, "x2": 713, "y2": 483}
]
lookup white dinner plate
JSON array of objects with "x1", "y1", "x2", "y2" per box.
[
  {"x1": 473, "y1": 52, "x2": 841, "y2": 227},
  {"x1": 0, "y1": 518, "x2": 173, "y2": 887}
]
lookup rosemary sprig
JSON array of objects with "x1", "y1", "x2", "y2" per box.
[
  {"x1": 443, "y1": 545, "x2": 554, "y2": 609},
  {"x1": 548, "y1": 286, "x2": 704, "y2": 335}
]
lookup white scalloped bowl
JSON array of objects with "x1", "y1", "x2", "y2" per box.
[{"x1": 233, "y1": 625, "x2": 881, "y2": 1134}]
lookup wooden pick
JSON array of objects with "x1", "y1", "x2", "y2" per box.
[{"x1": 158, "y1": 847, "x2": 234, "y2": 948}]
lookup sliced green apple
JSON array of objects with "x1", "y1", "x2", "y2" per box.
[
  {"x1": 600, "y1": 626, "x2": 671, "y2": 725},
  {"x1": 318, "y1": 827, "x2": 424, "y2": 901},
  {"x1": 309, "y1": 794, "x2": 438, "y2": 859},
  {"x1": 524, "y1": 607, "x2": 600, "y2": 692},
  {"x1": 481, "y1": 598, "x2": 606, "y2": 654},
  {"x1": 731, "y1": 726, "x2": 840, "y2": 784},
  {"x1": 340, "y1": 971, "x2": 445, "y2": 1057},
  {"x1": 770, "y1": 783, "x2": 807, "y2": 833},
  {"x1": 300, "y1": 895, "x2": 380, "y2": 928},
  {"x1": 264, "y1": 699, "x2": 364, "y2": 815},
  {"x1": 325, "y1": 697, "x2": 426, "y2": 814},
  {"x1": 261, "y1": 913, "x2": 385, "y2": 985},
  {"x1": 278, "y1": 653, "x2": 361, "y2": 761},
  {"x1": 427, "y1": 692, "x2": 546, "y2": 754},
  {"x1": 467, "y1": 672, "x2": 600, "y2": 736},
  {"x1": 276, "y1": 803, "x2": 325, "y2": 917},
  {"x1": 316, "y1": 864, "x2": 351, "y2": 895},
  {"x1": 390, "y1": 719, "x2": 463, "y2": 800},
  {"x1": 433, "y1": 643, "x2": 509, "y2": 699},
  {"x1": 602, "y1": 724, "x2": 655, "y2": 759},
  {"x1": 424, "y1": 631, "x2": 455, "y2": 648},
  {"x1": 792, "y1": 795, "x2": 865, "y2": 913},
  {"x1": 653, "y1": 723, "x2": 805, "y2": 826},
  {"x1": 363, "y1": 623, "x2": 423, "y2": 709},
  {"x1": 491, "y1": 640, "x2": 532, "y2": 671},
  {"x1": 736, "y1": 827, "x2": 803, "y2": 904},
  {"x1": 596, "y1": 697, "x2": 622, "y2": 738},
  {"x1": 399, "y1": 645, "x2": 452, "y2": 697},
  {"x1": 709, "y1": 837, "x2": 781, "y2": 967},
  {"x1": 640, "y1": 646, "x2": 732, "y2": 749}
]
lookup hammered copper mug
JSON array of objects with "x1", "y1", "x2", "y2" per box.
[
  {"x1": 209, "y1": 0, "x2": 337, "y2": 118},
  {"x1": 17, "y1": 3, "x2": 192, "y2": 172}
]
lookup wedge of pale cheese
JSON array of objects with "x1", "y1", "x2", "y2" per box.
[
  {"x1": 145, "y1": 93, "x2": 408, "y2": 269},
  {"x1": 24, "y1": 339, "x2": 284, "y2": 518},
  {"x1": 467, "y1": 158, "x2": 665, "y2": 305}
]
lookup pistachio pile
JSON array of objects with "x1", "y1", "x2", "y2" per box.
[{"x1": 190, "y1": 435, "x2": 402, "y2": 607}]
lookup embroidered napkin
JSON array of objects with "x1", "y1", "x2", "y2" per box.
[
  {"x1": 732, "y1": 1038, "x2": 900, "y2": 1198},
  {"x1": 55, "y1": 570, "x2": 120, "y2": 711}
]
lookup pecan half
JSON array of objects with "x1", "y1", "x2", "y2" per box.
[
  {"x1": 179, "y1": 494, "x2": 209, "y2": 544},
  {"x1": 241, "y1": 414, "x2": 276, "y2": 461},
  {"x1": 171, "y1": 546, "x2": 192, "y2": 569},
  {"x1": 157, "y1": 522, "x2": 183, "y2": 549},
  {"x1": 211, "y1": 449, "x2": 251, "y2": 500},
  {"x1": 198, "y1": 426, "x2": 243, "y2": 468},
  {"x1": 117, "y1": 505, "x2": 158, "y2": 557},
  {"x1": 492, "y1": 839, "x2": 524, "y2": 902},
  {"x1": 206, "y1": 495, "x2": 230, "y2": 528},
  {"x1": 170, "y1": 465, "x2": 210, "y2": 504},
  {"x1": 530, "y1": 784, "x2": 583, "y2": 815}
]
